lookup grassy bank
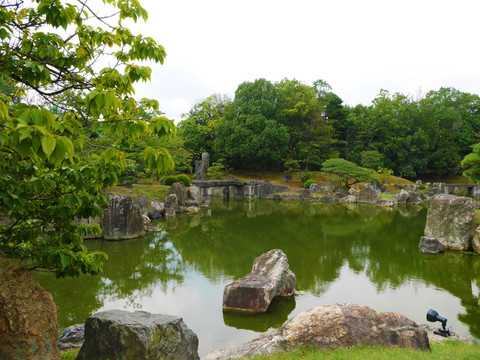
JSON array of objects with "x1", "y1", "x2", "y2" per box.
[
  {"x1": 60, "y1": 341, "x2": 479, "y2": 360},
  {"x1": 250, "y1": 341, "x2": 480, "y2": 360}
]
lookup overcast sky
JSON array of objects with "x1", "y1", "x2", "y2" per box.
[{"x1": 129, "y1": 0, "x2": 480, "y2": 122}]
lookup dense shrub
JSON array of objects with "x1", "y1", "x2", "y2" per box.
[
  {"x1": 419, "y1": 184, "x2": 426, "y2": 190},
  {"x1": 304, "y1": 179, "x2": 316, "y2": 188},
  {"x1": 300, "y1": 170, "x2": 313, "y2": 183},
  {"x1": 163, "y1": 175, "x2": 178, "y2": 186},
  {"x1": 176, "y1": 174, "x2": 191, "y2": 186}
]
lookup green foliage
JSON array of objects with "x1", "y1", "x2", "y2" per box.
[
  {"x1": 304, "y1": 179, "x2": 316, "y2": 188},
  {"x1": 163, "y1": 176, "x2": 179, "y2": 186},
  {"x1": 208, "y1": 162, "x2": 226, "y2": 180},
  {"x1": 321, "y1": 158, "x2": 374, "y2": 187},
  {"x1": 300, "y1": 170, "x2": 313, "y2": 183},
  {"x1": 375, "y1": 167, "x2": 394, "y2": 186},
  {"x1": 361, "y1": 150, "x2": 384, "y2": 169},
  {"x1": 379, "y1": 193, "x2": 395, "y2": 199},
  {"x1": 176, "y1": 174, "x2": 191, "y2": 186},
  {"x1": 284, "y1": 159, "x2": 300, "y2": 173},
  {"x1": 0, "y1": 1, "x2": 174, "y2": 277},
  {"x1": 418, "y1": 184, "x2": 426, "y2": 190},
  {"x1": 462, "y1": 143, "x2": 480, "y2": 182}
]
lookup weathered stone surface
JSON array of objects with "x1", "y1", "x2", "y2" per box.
[
  {"x1": 223, "y1": 249, "x2": 295, "y2": 313},
  {"x1": 204, "y1": 303, "x2": 429, "y2": 360},
  {"x1": 282, "y1": 174, "x2": 292, "y2": 182},
  {"x1": 297, "y1": 188, "x2": 310, "y2": 200},
  {"x1": 339, "y1": 195, "x2": 357, "y2": 203},
  {"x1": 195, "y1": 153, "x2": 209, "y2": 180},
  {"x1": 165, "y1": 193, "x2": 178, "y2": 208},
  {"x1": 376, "y1": 198, "x2": 397, "y2": 207},
  {"x1": 397, "y1": 190, "x2": 423, "y2": 205},
  {"x1": 138, "y1": 195, "x2": 149, "y2": 213},
  {"x1": 424, "y1": 194, "x2": 475, "y2": 250},
  {"x1": 420, "y1": 324, "x2": 476, "y2": 344},
  {"x1": 187, "y1": 206, "x2": 201, "y2": 213},
  {"x1": 103, "y1": 195, "x2": 145, "y2": 240},
  {"x1": 0, "y1": 252, "x2": 60, "y2": 360},
  {"x1": 309, "y1": 183, "x2": 329, "y2": 195},
  {"x1": 349, "y1": 184, "x2": 361, "y2": 197},
  {"x1": 228, "y1": 174, "x2": 241, "y2": 182},
  {"x1": 165, "y1": 207, "x2": 176, "y2": 217},
  {"x1": 58, "y1": 324, "x2": 84, "y2": 350},
  {"x1": 148, "y1": 201, "x2": 165, "y2": 220},
  {"x1": 168, "y1": 182, "x2": 188, "y2": 206},
  {"x1": 472, "y1": 225, "x2": 480, "y2": 254},
  {"x1": 418, "y1": 236, "x2": 446, "y2": 254},
  {"x1": 357, "y1": 187, "x2": 379, "y2": 204},
  {"x1": 77, "y1": 310, "x2": 199, "y2": 360}
]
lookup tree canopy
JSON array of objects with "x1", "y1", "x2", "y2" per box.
[{"x1": 0, "y1": 0, "x2": 175, "y2": 277}]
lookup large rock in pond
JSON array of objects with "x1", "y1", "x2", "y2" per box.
[
  {"x1": 77, "y1": 310, "x2": 199, "y2": 360},
  {"x1": 168, "y1": 182, "x2": 188, "y2": 206},
  {"x1": 424, "y1": 194, "x2": 475, "y2": 250},
  {"x1": 204, "y1": 303, "x2": 430, "y2": 360},
  {"x1": 472, "y1": 225, "x2": 480, "y2": 254},
  {"x1": 357, "y1": 187, "x2": 379, "y2": 204},
  {"x1": 0, "y1": 252, "x2": 60, "y2": 360},
  {"x1": 103, "y1": 195, "x2": 145, "y2": 240},
  {"x1": 223, "y1": 249, "x2": 295, "y2": 313}
]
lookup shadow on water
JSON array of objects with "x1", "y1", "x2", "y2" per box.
[{"x1": 222, "y1": 296, "x2": 296, "y2": 332}]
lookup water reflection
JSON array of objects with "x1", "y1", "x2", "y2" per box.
[{"x1": 36, "y1": 199, "x2": 480, "y2": 355}]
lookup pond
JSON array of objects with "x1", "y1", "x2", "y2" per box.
[{"x1": 36, "y1": 199, "x2": 480, "y2": 356}]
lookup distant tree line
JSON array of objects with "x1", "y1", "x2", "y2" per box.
[{"x1": 178, "y1": 78, "x2": 480, "y2": 180}]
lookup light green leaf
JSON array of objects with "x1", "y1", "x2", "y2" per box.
[{"x1": 41, "y1": 134, "x2": 56, "y2": 157}]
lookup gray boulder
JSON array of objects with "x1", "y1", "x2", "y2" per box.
[
  {"x1": 309, "y1": 183, "x2": 328, "y2": 195},
  {"x1": 418, "y1": 236, "x2": 446, "y2": 254},
  {"x1": 339, "y1": 195, "x2": 357, "y2": 203},
  {"x1": 103, "y1": 195, "x2": 145, "y2": 240},
  {"x1": 397, "y1": 190, "x2": 423, "y2": 205},
  {"x1": 223, "y1": 249, "x2": 295, "y2": 313},
  {"x1": 297, "y1": 188, "x2": 310, "y2": 200},
  {"x1": 148, "y1": 201, "x2": 165, "y2": 220},
  {"x1": 77, "y1": 310, "x2": 199, "y2": 360},
  {"x1": 424, "y1": 194, "x2": 475, "y2": 250},
  {"x1": 189, "y1": 186, "x2": 204, "y2": 206},
  {"x1": 204, "y1": 303, "x2": 429, "y2": 359},
  {"x1": 357, "y1": 187, "x2": 379, "y2": 204},
  {"x1": 58, "y1": 324, "x2": 84, "y2": 350},
  {"x1": 168, "y1": 182, "x2": 188, "y2": 206}
]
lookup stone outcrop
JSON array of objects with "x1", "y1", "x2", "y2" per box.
[
  {"x1": 168, "y1": 182, "x2": 188, "y2": 206},
  {"x1": 0, "y1": 252, "x2": 60, "y2": 360},
  {"x1": 194, "y1": 152, "x2": 209, "y2": 180},
  {"x1": 472, "y1": 225, "x2": 480, "y2": 254},
  {"x1": 357, "y1": 187, "x2": 379, "y2": 204},
  {"x1": 223, "y1": 249, "x2": 296, "y2": 313},
  {"x1": 339, "y1": 195, "x2": 357, "y2": 203},
  {"x1": 103, "y1": 195, "x2": 145, "y2": 240},
  {"x1": 148, "y1": 200, "x2": 165, "y2": 219},
  {"x1": 397, "y1": 190, "x2": 423, "y2": 205},
  {"x1": 189, "y1": 185, "x2": 204, "y2": 206},
  {"x1": 204, "y1": 303, "x2": 429, "y2": 360},
  {"x1": 77, "y1": 310, "x2": 199, "y2": 360},
  {"x1": 58, "y1": 324, "x2": 84, "y2": 350},
  {"x1": 376, "y1": 198, "x2": 397, "y2": 207},
  {"x1": 424, "y1": 194, "x2": 475, "y2": 250},
  {"x1": 418, "y1": 236, "x2": 446, "y2": 254},
  {"x1": 309, "y1": 183, "x2": 330, "y2": 195}
]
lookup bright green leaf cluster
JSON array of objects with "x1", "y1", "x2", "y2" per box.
[{"x1": 0, "y1": 0, "x2": 175, "y2": 277}]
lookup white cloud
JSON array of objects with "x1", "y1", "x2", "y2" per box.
[{"x1": 129, "y1": 0, "x2": 480, "y2": 121}]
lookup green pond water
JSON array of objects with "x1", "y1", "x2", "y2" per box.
[{"x1": 36, "y1": 199, "x2": 480, "y2": 356}]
